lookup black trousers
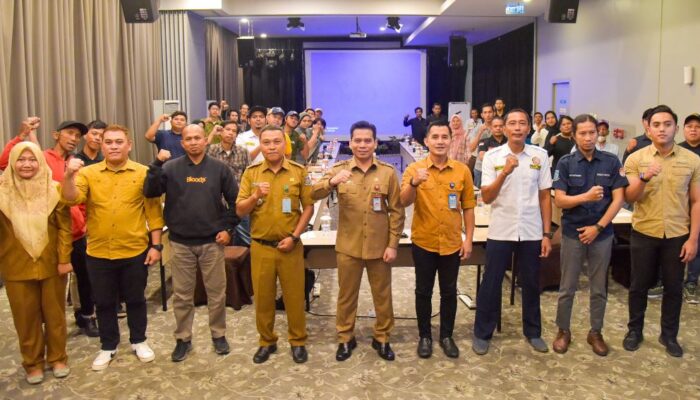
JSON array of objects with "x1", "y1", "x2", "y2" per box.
[
  {"x1": 412, "y1": 245, "x2": 460, "y2": 340},
  {"x1": 474, "y1": 240, "x2": 542, "y2": 340},
  {"x1": 628, "y1": 230, "x2": 687, "y2": 339},
  {"x1": 71, "y1": 237, "x2": 94, "y2": 317},
  {"x1": 86, "y1": 251, "x2": 149, "y2": 351}
]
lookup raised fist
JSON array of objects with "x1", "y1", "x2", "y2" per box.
[
  {"x1": 19, "y1": 116, "x2": 41, "y2": 138},
  {"x1": 254, "y1": 182, "x2": 271, "y2": 199},
  {"x1": 66, "y1": 158, "x2": 84, "y2": 177},
  {"x1": 585, "y1": 185, "x2": 604, "y2": 202},
  {"x1": 159, "y1": 114, "x2": 170, "y2": 123},
  {"x1": 330, "y1": 170, "x2": 353, "y2": 186},
  {"x1": 157, "y1": 149, "x2": 172, "y2": 162},
  {"x1": 412, "y1": 168, "x2": 429, "y2": 186},
  {"x1": 503, "y1": 155, "x2": 519, "y2": 175}
]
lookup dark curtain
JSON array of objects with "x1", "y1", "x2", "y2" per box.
[
  {"x1": 472, "y1": 23, "x2": 534, "y2": 113},
  {"x1": 242, "y1": 38, "x2": 304, "y2": 111},
  {"x1": 426, "y1": 47, "x2": 467, "y2": 110}
]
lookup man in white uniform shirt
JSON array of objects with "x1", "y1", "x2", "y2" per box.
[
  {"x1": 235, "y1": 105, "x2": 267, "y2": 164},
  {"x1": 472, "y1": 108, "x2": 553, "y2": 355}
]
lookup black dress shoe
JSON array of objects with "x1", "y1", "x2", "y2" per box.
[
  {"x1": 659, "y1": 336, "x2": 683, "y2": 357},
  {"x1": 622, "y1": 330, "x2": 643, "y2": 351},
  {"x1": 79, "y1": 316, "x2": 100, "y2": 338},
  {"x1": 371, "y1": 338, "x2": 395, "y2": 361},
  {"x1": 291, "y1": 346, "x2": 308, "y2": 363},
  {"x1": 253, "y1": 344, "x2": 277, "y2": 364},
  {"x1": 417, "y1": 337, "x2": 432, "y2": 359},
  {"x1": 171, "y1": 339, "x2": 192, "y2": 362},
  {"x1": 439, "y1": 337, "x2": 459, "y2": 358},
  {"x1": 212, "y1": 336, "x2": 230, "y2": 355},
  {"x1": 336, "y1": 338, "x2": 357, "y2": 361}
]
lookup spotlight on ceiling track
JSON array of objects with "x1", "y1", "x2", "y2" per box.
[
  {"x1": 386, "y1": 17, "x2": 403, "y2": 33},
  {"x1": 287, "y1": 17, "x2": 305, "y2": 31}
]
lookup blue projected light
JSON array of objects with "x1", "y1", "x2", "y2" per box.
[{"x1": 305, "y1": 49, "x2": 426, "y2": 137}]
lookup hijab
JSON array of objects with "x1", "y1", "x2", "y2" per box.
[{"x1": 0, "y1": 142, "x2": 60, "y2": 260}]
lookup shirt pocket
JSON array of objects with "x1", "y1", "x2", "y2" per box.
[
  {"x1": 120, "y1": 177, "x2": 145, "y2": 206},
  {"x1": 568, "y1": 176, "x2": 586, "y2": 195},
  {"x1": 594, "y1": 174, "x2": 613, "y2": 196},
  {"x1": 671, "y1": 166, "x2": 692, "y2": 190}
]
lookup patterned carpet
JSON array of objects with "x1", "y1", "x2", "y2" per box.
[{"x1": 1, "y1": 265, "x2": 700, "y2": 399}]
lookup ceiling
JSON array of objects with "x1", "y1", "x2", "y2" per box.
[{"x1": 160, "y1": 0, "x2": 549, "y2": 46}]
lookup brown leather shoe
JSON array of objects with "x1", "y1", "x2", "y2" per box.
[
  {"x1": 587, "y1": 330, "x2": 609, "y2": 356},
  {"x1": 552, "y1": 329, "x2": 571, "y2": 354}
]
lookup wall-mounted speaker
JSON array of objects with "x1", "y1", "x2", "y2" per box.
[
  {"x1": 546, "y1": 0, "x2": 580, "y2": 23},
  {"x1": 120, "y1": 0, "x2": 159, "y2": 23},
  {"x1": 448, "y1": 36, "x2": 467, "y2": 68},
  {"x1": 237, "y1": 38, "x2": 255, "y2": 68}
]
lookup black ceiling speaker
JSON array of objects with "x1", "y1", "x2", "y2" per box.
[
  {"x1": 237, "y1": 38, "x2": 255, "y2": 68},
  {"x1": 120, "y1": 0, "x2": 160, "y2": 23},
  {"x1": 546, "y1": 0, "x2": 580, "y2": 23},
  {"x1": 448, "y1": 36, "x2": 467, "y2": 68}
]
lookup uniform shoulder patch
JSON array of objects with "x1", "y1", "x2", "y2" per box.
[
  {"x1": 377, "y1": 159, "x2": 396, "y2": 169},
  {"x1": 249, "y1": 160, "x2": 264, "y2": 168},
  {"x1": 287, "y1": 160, "x2": 304, "y2": 169}
]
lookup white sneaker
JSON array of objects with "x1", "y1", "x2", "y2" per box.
[
  {"x1": 131, "y1": 341, "x2": 155, "y2": 363},
  {"x1": 92, "y1": 350, "x2": 116, "y2": 371}
]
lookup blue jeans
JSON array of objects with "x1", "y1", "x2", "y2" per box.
[{"x1": 234, "y1": 216, "x2": 251, "y2": 246}]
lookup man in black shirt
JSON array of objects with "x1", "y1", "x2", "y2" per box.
[
  {"x1": 682, "y1": 113, "x2": 700, "y2": 304},
  {"x1": 403, "y1": 106, "x2": 428, "y2": 145},
  {"x1": 144, "y1": 124, "x2": 239, "y2": 362},
  {"x1": 428, "y1": 102, "x2": 447, "y2": 125},
  {"x1": 622, "y1": 108, "x2": 654, "y2": 164},
  {"x1": 76, "y1": 120, "x2": 106, "y2": 166}
]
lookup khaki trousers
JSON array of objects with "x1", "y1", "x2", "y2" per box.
[
  {"x1": 5, "y1": 275, "x2": 68, "y2": 372},
  {"x1": 251, "y1": 241, "x2": 307, "y2": 346},
  {"x1": 336, "y1": 254, "x2": 394, "y2": 343},
  {"x1": 170, "y1": 241, "x2": 227, "y2": 340}
]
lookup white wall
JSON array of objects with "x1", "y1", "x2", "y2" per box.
[{"x1": 536, "y1": 0, "x2": 699, "y2": 140}]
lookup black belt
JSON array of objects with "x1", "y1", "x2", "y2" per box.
[{"x1": 253, "y1": 238, "x2": 280, "y2": 247}]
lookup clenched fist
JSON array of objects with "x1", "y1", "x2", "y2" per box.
[
  {"x1": 157, "y1": 149, "x2": 171, "y2": 162},
  {"x1": 65, "y1": 158, "x2": 84, "y2": 177},
  {"x1": 159, "y1": 114, "x2": 170, "y2": 123},
  {"x1": 644, "y1": 162, "x2": 662, "y2": 180},
  {"x1": 19, "y1": 116, "x2": 41, "y2": 139},
  {"x1": 254, "y1": 182, "x2": 271, "y2": 200},
  {"x1": 330, "y1": 170, "x2": 353, "y2": 187},
  {"x1": 411, "y1": 168, "x2": 429, "y2": 186},
  {"x1": 503, "y1": 155, "x2": 519, "y2": 176}
]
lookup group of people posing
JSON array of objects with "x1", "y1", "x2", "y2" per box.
[{"x1": 0, "y1": 102, "x2": 697, "y2": 386}]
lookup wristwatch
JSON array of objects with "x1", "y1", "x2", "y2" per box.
[
  {"x1": 151, "y1": 244, "x2": 164, "y2": 252},
  {"x1": 639, "y1": 172, "x2": 650, "y2": 183},
  {"x1": 290, "y1": 234, "x2": 300, "y2": 243},
  {"x1": 543, "y1": 232, "x2": 554, "y2": 240},
  {"x1": 595, "y1": 223, "x2": 605, "y2": 233}
]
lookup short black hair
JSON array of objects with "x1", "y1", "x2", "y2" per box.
[
  {"x1": 171, "y1": 111, "x2": 188, "y2": 120},
  {"x1": 504, "y1": 108, "x2": 531, "y2": 126},
  {"x1": 427, "y1": 120, "x2": 452, "y2": 137},
  {"x1": 534, "y1": 111, "x2": 543, "y2": 118},
  {"x1": 572, "y1": 114, "x2": 598, "y2": 133},
  {"x1": 208, "y1": 102, "x2": 220, "y2": 110},
  {"x1": 350, "y1": 120, "x2": 377, "y2": 140},
  {"x1": 192, "y1": 119, "x2": 204, "y2": 126},
  {"x1": 648, "y1": 104, "x2": 678, "y2": 125},
  {"x1": 432, "y1": 102, "x2": 441, "y2": 108},
  {"x1": 491, "y1": 115, "x2": 505, "y2": 124},
  {"x1": 313, "y1": 118, "x2": 326, "y2": 128},
  {"x1": 414, "y1": 106, "x2": 423, "y2": 113},
  {"x1": 544, "y1": 110, "x2": 558, "y2": 125},
  {"x1": 559, "y1": 115, "x2": 574, "y2": 125},
  {"x1": 87, "y1": 119, "x2": 107, "y2": 130},
  {"x1": 642, "y1": 107, "x2": 654, "y2": 121},
  {"x1": 494, "y1": 97, "x2": 505, "y2": 103},
  {"x1": 222, "y1": 120, "x2": 239, "y2": 131},
  {"x1": 480, "y1": 103, "x2": 494, "y2": 113},
  {"x1": 260, "y1": 124, "x2": 285, "y2": 139}
]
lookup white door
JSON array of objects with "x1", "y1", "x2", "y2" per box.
[{"x1": 552, "y1": 81, "x2": 570, "y2": 116}]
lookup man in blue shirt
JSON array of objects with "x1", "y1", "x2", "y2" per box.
[
  {"x1": 145, "y1": 111, "x2": 188, "y2": 159},
  {"x1": 552, "y1": 114, "x2": 628, "y2": 356}
]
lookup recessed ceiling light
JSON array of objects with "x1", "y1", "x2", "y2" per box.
[
  {"x1": 260, "y1": 33, "x2": 267, "y2": 38},
  {"x1": 241, "y1": 18, "x2": 249, "y2": 23}
]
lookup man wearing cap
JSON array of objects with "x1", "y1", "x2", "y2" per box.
[
  {"x1": 76, "y1": 120, "x2": 106, "y2": 166},
  {"x1": 400, "y1": 120, "x2": 475, "y2": 359},
  {"x1": 236, "y1": 125, "x2": 314, "y2": 364},
  {"x1": 314, "y1": 108, "x2": 323, "y2": 119},
  {"x1": 0, "y1": 118, "x2": 99, "y2": 337},
  {"x1": 681, "y1": 113, "x2": 700, "y2": 304},
  {"x1": 622, "y1": 105, "x2": 700, "y2": 358},
  {"x1": 62, "y1": 124, "x2": 164, "y2": 371},
  {"x1": 144, "y1": 124, "x2": 239, "y2": 362},
  {"x1": 312, "y1": 120, "x2": 405, "y2": 362},
  {"x1": 236, "y1": 105, "x2": 268, "y2": 164},
  {"x1": 284, "y1": 111, "x2": 307, "y2": 164},
  {"x1": 472, "y1": 108, "x2": 553, "y2": 355},
  {"x1": 145, "y1": 111, "x2": 188, "y2": 158}
]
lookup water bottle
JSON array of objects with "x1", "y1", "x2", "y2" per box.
[{"x1": 320, "y1": 209, "x2": 332, "y2": 232}]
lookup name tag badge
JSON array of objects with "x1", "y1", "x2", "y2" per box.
[
  {"x1": 372, "y1": 195, "x2": 382, "y2": 212},
  {"x1": 282, "y1": 197, "x2": 292, "y2": 214},
  {"x1": 448, "y1": 193, "x2": 458, "y2": 210}
]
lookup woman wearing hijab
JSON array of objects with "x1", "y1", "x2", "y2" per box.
[
  {"x1": 539, "y1": 111, "x2": 560, "y2": 147},
  {"x1": 0, "y1": 142, "x2": 73, "y2": 384},
  {"x1": 447, "y1": 113, "x2": 471, "y2": 166}
]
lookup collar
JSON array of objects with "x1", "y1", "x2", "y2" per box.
[
  {"x1": 573, "y1": 148, "x2": 603, "y2": 162},
  {"x1": 261, "y1": 158, "x2": 291, "y2": 172},
  {"x1": 649, "y1": 143, "x2": 678, "y2": 157},
  {"x1": 425, "y1": 156, "x2": 454, "y2": 170},
  {"x1": 44, "y1": 148, "x2": 71, "y2": 161},
  {"x1": 186, "y1": 154, "x2": 208, "y2": 166},
  {"x1": 348, "y1": 156, "x2": 378, "y2": 171},
  {"x1": 99, "y1": 159, "x2": 137, "y2": 172}
]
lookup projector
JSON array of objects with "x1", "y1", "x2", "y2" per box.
[{"x1": 349, "y1": 32, "x2": 367, "y2": 39}]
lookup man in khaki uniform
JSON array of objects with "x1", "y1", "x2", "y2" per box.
[
  {"x1": 622, "y1": 105, "x2": 700, "y2": 358},
  {"x1": 312, "y1": 120, "x2": 405, "y2": 362},
  {"x1": 236, "y1": 125, "x2": 315, "y2": 364}
]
